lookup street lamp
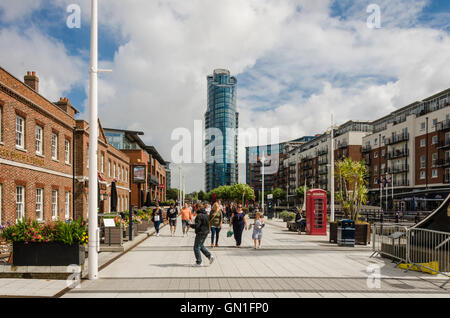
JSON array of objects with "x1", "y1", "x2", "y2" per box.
[
  {"x1": 88, "y1": 0, "x2": 112, "y2": 280},
  {"x1": 87, "y1": 0, "x2": 99, "y2": 281},
  {"x1": 326, "y1": 113, "x2": 337, "y2": 223}
]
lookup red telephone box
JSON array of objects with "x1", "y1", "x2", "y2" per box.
[{"x1": 306, "y1": 189, "x2": 327, "y2": 235}]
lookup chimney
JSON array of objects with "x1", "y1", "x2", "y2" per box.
[
  {"x1": 55, "y1": 97, "x2": 77, "y2": 118},
  {"x1": 24, "y1": 71, "x2": 39, "y2": 92}
]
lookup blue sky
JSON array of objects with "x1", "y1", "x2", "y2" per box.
[{"x1": 0, "y1": 0, "x2": 449, "y2": 191}]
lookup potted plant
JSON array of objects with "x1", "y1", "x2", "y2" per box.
[
  {"x1": 1, "y1": 219, "x2": 87, "y2": 266},
  {"x1": 330, "y1": 158, "x2": 371, "y2": 245},
  {"x1": 136, "y1": 210, "x2": 151, "y2": 232}
]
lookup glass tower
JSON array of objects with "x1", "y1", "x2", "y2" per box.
[{"x1": 205, "y1": 69, "x2": 239, "y2": 193}]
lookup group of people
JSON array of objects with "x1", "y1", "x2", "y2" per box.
[{"x1": 149, "y1": 201, "x2": 266, "y2": 267}]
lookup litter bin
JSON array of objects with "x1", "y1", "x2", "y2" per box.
[{"x1": 337, "y1": 219, "x2": 355, "y2": 247}]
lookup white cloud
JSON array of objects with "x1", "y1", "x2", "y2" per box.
[
  {"x1": 0, "y1": 27, "x2": 86, "y2": 101},
  {"x1": 0, "y1": 0, "x2": 43, "y2": 23}
]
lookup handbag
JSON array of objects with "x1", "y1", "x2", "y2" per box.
[
  {"x1": 227, "y1": 230, "x2": 234, "y2": 238},
  {"x1": 154, "y1": 214, "x2": 160, "y2": 222}
]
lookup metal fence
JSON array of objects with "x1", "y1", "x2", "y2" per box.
[
  {"x1": 406, "y1": 228, "x2": 450, "y2": 288},
  {"x1": 371, "y1": 223, "x2": 412, "y2": 262},
  {"x1": 372, "y1": 223, "x2": 450, "y2": 288}
]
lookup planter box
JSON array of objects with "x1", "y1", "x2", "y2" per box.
[
  {"x1": 137, "y1": 220, "x2": 150, "y2": 233},
  {"x1": 329, "y1": 222, "x2": 371, "y2": 245},
  {"x1": 104, "y1": 226, "x2": 123, "y2": 245},
  {"x1": 12, "y1": 242, "x2": 85, "y2": 266}
]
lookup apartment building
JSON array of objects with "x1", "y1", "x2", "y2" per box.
[
  {"x1": 362, "y1": 88, "x2": 450, "y2": 210},
  {"x1": 0, "y1": 68, "x2": 77, "y2": 224}
]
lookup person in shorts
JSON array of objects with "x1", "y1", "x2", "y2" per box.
[
  {"x1": 181, "y1": 203, "x2": 193, "y2": 237},
  {"x1": 166, "y1": 203, "x2": 179, "y2": 237}
]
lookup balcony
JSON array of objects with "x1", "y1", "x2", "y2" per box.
[
  {"x1": 337, "y1": 141, "x2": 348, "y2": 149},
  {"x1": 318, "y1": 168, "x2": 328, "y2": 175},
  {"x1": 387, "y1": 148, "x2": 409, "y2": 160},
  {"x1": 317, "y1": 148, "x2": 328, "y2": 156},
  {"x1": 437, "y1": 140, "x2": 450, "y2": 150},
  {"x1": 302, "y1": 163, "x2": 313, "y2": 170},
  {"x1": 318, "y1": 158, "x2": 328, "y2": 165},
  {"x1": 388, "y1": 164, "x2": 409, "y2": 174},
  {"x1": 436, "y1": 120, "x2": 450, "y2": 132},
  {"x1": 393, "y1": 179, "x2": 410, "y2": 187},
  {"x1": 386, "y1": 133, "x2": 409, "y2": 145},
  {"x1": 362, "y1": 145, "x2": 372, "y2": 153},
  {"x1": 435, "y1": 158, "x2": 450, "y2": 168},
  {"x1": 445, "y1": 173, "x2": 450, "y2": 184}
]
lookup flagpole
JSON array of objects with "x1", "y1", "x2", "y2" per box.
[{"x1": 88, "y1": 0, "x2": 99, "y2": 280}]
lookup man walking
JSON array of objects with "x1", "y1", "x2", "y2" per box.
[
  {"x1": 190, "y1": 203, "x2": 215, "y2": 267},
  {"x1": 166, "y1": 203, "x2": 178, "y2": 237}
]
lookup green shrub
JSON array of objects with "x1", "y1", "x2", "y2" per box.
[{"x1": 279, "y1": 211, "x2": 296, "y2": 222}]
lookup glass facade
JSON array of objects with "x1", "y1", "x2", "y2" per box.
[{"x1": 205, "y1": 69, "x2": 239, "y2": 192}]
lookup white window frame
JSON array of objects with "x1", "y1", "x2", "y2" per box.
[
  {"x1": 108, "y1": 160, "x2": 111, "y2": 178},
  {"x1": 35, "y1": 125, "x2": 43, "y2": 155},
  {"x1": 374, "y1": 151, "x2": 378, "y2": 159},
  {"x1": 113, "y1": 164, "x2": 116, "y2": 179},
  {"x1": 52, "y1": 190, "x2": 58, "y2": 221},
  {"x1": 16, "y1": 186, "x2": 25, "y2": 222},
  {"x1": 52, "y1": 133, "x2": 58, "y2": 160},
  {"x1": 65, "y1": 139, "x2": 70, "y2": 164},
  {"x1": 420, "y1": 156, "x2": 426, "y2": 169},
  {"x1": 420, "y1": 171, "x2": 426, "y2": 180},
  {"x1": 36, "y1": 188, "x2": 43, "y2": 221},
  {"x1": 432, "y1": 169, "x2": 438, "y2": 179},
  {"x1": 101, "y1": 154, "x2": 105, "y2": 173},
  {"x1": 432, "y1": 135, "x2": 438, "y2": 145},
  {"x1": 420, "y1": 139, "x2": 426, "y2": 147},
  {"x1": 65, "y1": 192, "x2": 70, "y2": 220},
  {"x1": 16, "y1": 115, "x2": 25, "y2": 149}
]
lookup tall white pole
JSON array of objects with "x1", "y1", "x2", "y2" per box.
[
  {"x1": 261, "y1": 153, "x2": 265, "y2": 215},
  {"x1": 88, "y1": 0, "x2": 99, "y2": 281},
  {"x1": 330, "y1": 113, "x2": 335, "y2": 223},
  {"x1": 182, "y1": 175, "x2": 185, "y2": 206}
]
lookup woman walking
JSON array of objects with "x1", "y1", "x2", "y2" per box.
[
  {"x1": 252, "y1": 212, "x2": 265, "y2": 249},
  {"x1": 180, "y1": 203, "x2": 193, "y2": 237},
  {"x1": 209, "y1": 202, "x2": 223, "y2": 248},
  {"x1": 230, "y1": 203, "x2": 247, "y2": 247},
  {"x1": 166, "y1": 203, "x2": 179, "y2": 237},
  {"x1": 152, "y1": 204, "x2": 164, "y2": 237}
]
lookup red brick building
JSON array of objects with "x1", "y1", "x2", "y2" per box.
[
  {"x1": 74, "y1": 120, "x2": 130, "y2": 219},
  {"x1": 0, "y1": 68, "x2": 77, "y2": 224}
]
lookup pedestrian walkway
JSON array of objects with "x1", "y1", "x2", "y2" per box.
[{"x1": 62, "y1": 217, "x2": 450, "y2": 298}]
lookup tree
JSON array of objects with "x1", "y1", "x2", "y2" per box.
[
  {"x1": 231, "y1": 184, "x2": 255, "y2": 203},
  {"x1": 166, "y1": 188, "x2": 179, "y2": 201},
  {"x1": 198, "y1": 190, "x2": 206, "y2": 201},
  {"x1": 272, "y1": 188, "x2": 286, "y2": 201},
  {"x1": 335, "y1": 157, "x2": 369, "y2": 221},
  {"x1": 295, "y1": 186, "x2": 309, "y2": 199}
]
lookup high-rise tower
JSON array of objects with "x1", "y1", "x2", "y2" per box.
[{"x1": 204, "y1": 69, "x2": 239, "y2": 192}]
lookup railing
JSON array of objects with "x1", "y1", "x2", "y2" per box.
[
  {"x1": 372, "y1": 223, "x2": 411, "y2": 262},
  {"x1": 406, "y1": 228, "x2": 450, "y2": 287},
  {"x1": 435, "y1": 159, "x2": 450, "y2": 167},
  {"x1": 318, "y1": 158, "x2": 328, "y2": 165},
  {"x1": 318, "y1": 168, "x2": 328, "y2": 175},
  {"x1": 362, "y1": 145, "x2": 372, "y2": 153},
  {"x1": 388, "y1": 164, "x2": 409, "y2": 174},
  {"x1": 386, "y1": 133, "x2": 409, "y2": 145},
  {"x1": 445, "y1": 173, "x2": 450, "y2": 184},
  {"x1": 371, "y1": 224, "x2": 450, "y2": 288},
  {"x1": 393, "y1": 179, "x2": 409, "y2": 187},
  {"x1": 338, "y1": 141, "x2": 348, "y2": 149},
  {"x1": 387, "y1": 149, "x2": 409, "y2": 160},
  {"x1": 436, "y1": 120, "x2": 450, "y2": 132},
  {"x1": 317, "y1": 148, "x2": 328, "y2": 156},
  {"x1": 437, "y1": 140, "x2": 450, "y2": 149}
]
